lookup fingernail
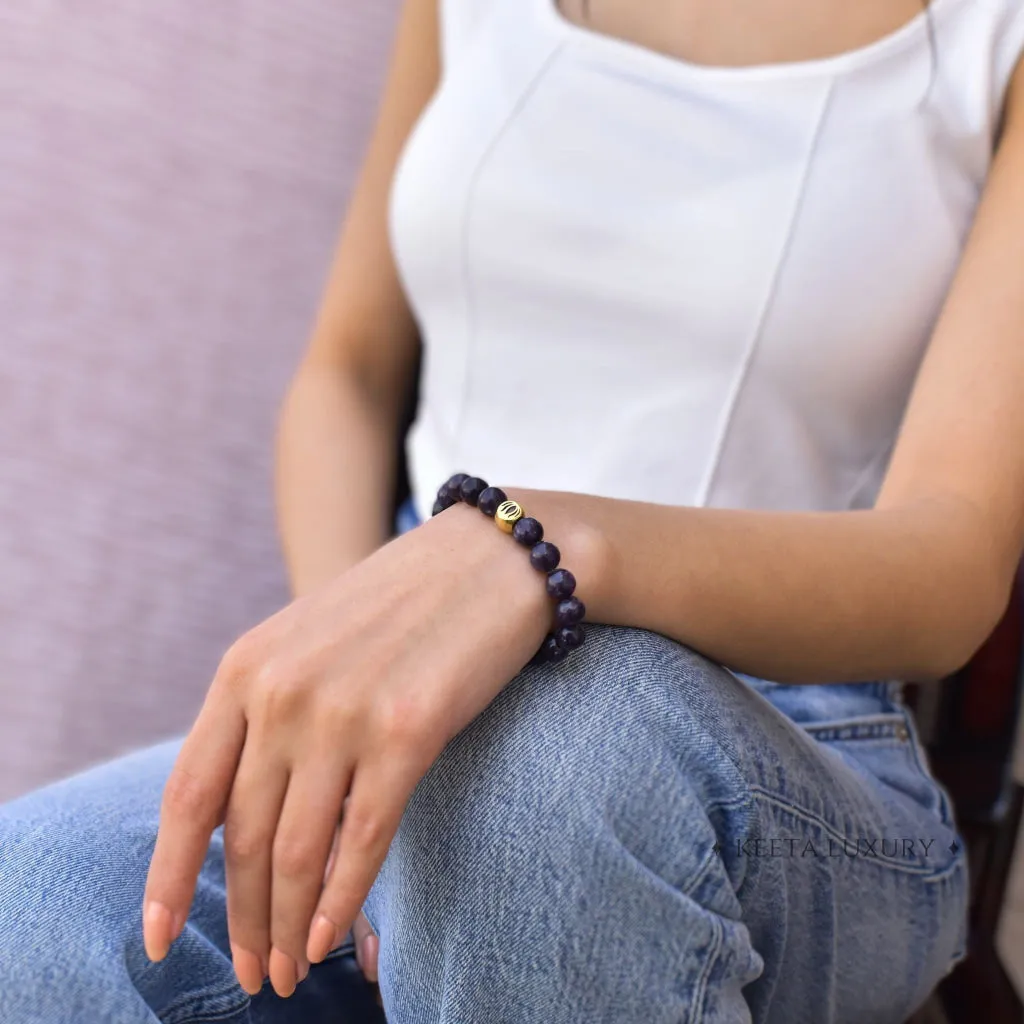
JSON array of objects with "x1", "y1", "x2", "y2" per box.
[
  {"x1": 307, "y1": 914, "x2": 337, "y2": 964},
  {"x1": 268, "y1": 947, "x2": 297, "y2": 998},
  {"x1": 297, "y1": 960, "x2": 310, "y2": 984},
  {"x1": 231, "y1": 944, "x2": 265, "y2": 995},
  {"x1": 362, "y1": 935, "x2": 379, "y2": 982},
  {"x1": 143, "y1": 901, "x2": 173, "y2": 961}
]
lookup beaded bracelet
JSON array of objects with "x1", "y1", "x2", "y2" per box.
[{"x1": 431, "y1": 473, "x2": 586, "y2": 665}]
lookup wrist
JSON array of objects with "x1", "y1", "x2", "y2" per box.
[
  {"x1": 425, "y1": 498, "x2": 553, "y2": 637},
  {"x1": 505, "y1": 488, "x2": 616, "y2": 621},
  {"x1": 427, "y1": 477, "x2": 613, "y2": 661}
]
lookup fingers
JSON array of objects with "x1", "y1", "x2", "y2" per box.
[
  {"x1": 144, "y1": 688, "x2": 246, "y2": 961},
  {"x1": 269, "y1": 751, "x2": 352, "y2": 994},
  {"x1": 353, "y1": 911, "x2": 379, "y2": 983},
  {"x1": 222, "y1": 740, "x2": 290, "y2": 995},
  {"x1": 306, "y1": 754, "x2": 419, "y2": 965}
]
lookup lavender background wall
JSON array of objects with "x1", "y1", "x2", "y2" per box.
[{"x1": 0, "y1": 2, "x2": 400, "y2": 800}]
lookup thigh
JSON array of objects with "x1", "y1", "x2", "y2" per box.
[
  {"x1": 721, "y1": 690, "x2": 969, "y2": 1022},
  {"x1": 0, "y1": 739, "x2": 249, "y2": 1023},
  {"x1": 0, "y1": 740, "x2": 382, "y2": 1024},
  {"x1": 365, "y1": 624, "x2": 968, "y2": 1024}
]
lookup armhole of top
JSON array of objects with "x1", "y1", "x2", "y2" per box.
[{"x1": 993, "y1": 0, "x2": 1024, "y2": 126}]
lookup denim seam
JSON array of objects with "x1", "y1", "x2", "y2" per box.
[
  {"x1": 747, "y1": 786, "x2": 963, "y2": 879},
  {"x1": 801, "y1": 712, "x2": 909, "y2": 742},
  {"x1": 158, "y1": 983, "x2": 250, "y2": 1024},
  {"x1": 689, "y1": 913, "x2": 724, "y2": 1024},
  {"x1": 897, "y1": 708, "x2": 957, "y2": 825},
  {"x1": 678, "y1": 841, "x2": 721, "y2": 901},
  {"x1": 645, "y1": 642, "x2": 953, "y2": 879}
]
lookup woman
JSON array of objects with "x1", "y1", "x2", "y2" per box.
[{"x1": 3, "y1": 0, "x2": 1024, "y2": 1020}]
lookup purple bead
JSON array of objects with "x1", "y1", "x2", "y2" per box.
[
  {"x1": 435, "y1": 487, "x2": 458, "y2": 511},
  {"x1": 431, "y1": 499, "x2": 445, "y2": 517},
  {"x1": 512, "y1": 517, "x2": 543, "y2": 547},
  {"x1": 546, "y1": 568, "x2": 576, "y2": 600},
  {"x1": 530, "y1": 541, "x2": 560, "y2": 572},
  {"x1": 445, "y1": 472, "x2": 469, "y2": 494},
  {"x1": 459, "y1": 476, "x2": 488, "y2": 506},
  {"x1": 555, "y1": 596, "x2": 586, "y2": 626},
  {"x1": 540, "y1": 634, "x2": 568, "y2": 663},
  {"x1": 477, "y1": 486, "x2": 507, "y2": 517},
  {"x1": 556, "y1": 623, "x2": 585, "y2": 650}
]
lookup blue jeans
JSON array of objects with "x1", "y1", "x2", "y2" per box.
[{"x1": 0, "y1": 498, "x2": 969, "y2": 1023}]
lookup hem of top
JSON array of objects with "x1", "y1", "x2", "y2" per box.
[{"x1": 537, "y1": 0, "x2": 963, "y2": 84}]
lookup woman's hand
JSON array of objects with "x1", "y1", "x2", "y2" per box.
[
  {"x1": 141, "y1": 502, "x2": 553, "y2": 997},
  {"x1": 353, "y1": 910, "x2": 380, "y2": 984}
]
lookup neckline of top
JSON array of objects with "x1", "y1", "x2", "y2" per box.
[{"x1": 539, "y1": 0, "x2": 960, "y2": 83}]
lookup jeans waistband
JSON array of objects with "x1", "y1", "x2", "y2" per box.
[{"x1": 395, "y1": 495, "x2": 422, "y2": 536}]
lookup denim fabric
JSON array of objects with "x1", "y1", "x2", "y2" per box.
[{"x1": 0, "y1": 498, "x2": 969, "y2": 1023}]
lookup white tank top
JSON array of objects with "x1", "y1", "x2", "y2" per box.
[{"x1": 391, "y1": 0, "x2": 1024, "y2": 521}]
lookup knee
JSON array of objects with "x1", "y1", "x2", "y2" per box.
[
  {"x1": 391, "y1": 626, "x2": 757, "y2": 892},
  {"x1": 441, "y1": 624, "x2": 751, "y2": 799},
  {"x1": 363, "y1": 627, "x2": 764, "y2": 1017}
]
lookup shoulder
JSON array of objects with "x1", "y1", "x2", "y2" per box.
[{"x1": 924, "y1": 0, "x2": 1024, "y2": 157}]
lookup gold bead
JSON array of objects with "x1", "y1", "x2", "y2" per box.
[{"x1": 495, "y1": 499, "x2": 525, "y2": 533}]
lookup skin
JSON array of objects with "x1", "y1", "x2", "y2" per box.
[{"x1": 143, "y1": 0, "x2": 1024, "y2": 1002}]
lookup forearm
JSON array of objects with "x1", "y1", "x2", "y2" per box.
[
  {"x1": 275, "y1": 360, "x2": 401, "y2": 597},
  {"x1": 508, "y1": 488, "x2": 1012, "y2": 684}
]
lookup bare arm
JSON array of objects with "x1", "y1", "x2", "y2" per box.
[
  {"x1": 274, "y1": 0, "x2": 439, "y2": 597},
  {"x1": 281, "y1": 0, "x2": 1024, "y2": 684},
  {"x1": 505, "y1": 66, "x2": 1024, "y2": 684}
]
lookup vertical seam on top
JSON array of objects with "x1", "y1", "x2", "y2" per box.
[
  {"x1": 695, "y1": 79, "x2": 837, "y2": 506},
  {"x1": 451, "y1": 41, "x2": 569, "y2": 454}
]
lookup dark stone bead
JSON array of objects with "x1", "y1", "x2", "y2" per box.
[
  {"x1": 477, "y1": 486, "x2": 507, "y2": 517},
  {"x1": 530, "y1": 541, "x2": 560, "y2": 572},
  {"x1": 546, "y1": 568, "x2": 576, "y2": 600},
  {"x1": 445, "y1": 472, "x2": 469, "y2": 494},
  {"x1": 512, "y1": 517, "x2": 544, "y2": 547},
  {"x1": 459, "y1": 476, "x2": 488, "y2": 506},
  {"x1": 555, "y1": 596, "x2": 586, "y2": 626},
  {"x1": 435, "y1": 488, "x2": 458, "y2": 511},
  {"x1": 556, "y1": 623, "x2": 585, "y2": 650},
  {"x1": 431, "y1": 499, "x2": 445, "y2": 517},
  {"x1": 540, "y1": 634, "x2": 568, "y2": 663}
]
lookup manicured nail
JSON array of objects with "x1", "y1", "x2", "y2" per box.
[
  {"x1": 231, "y1": 944, "x2": 265, "y2": 995},
  {"x1": 307, "y1": 914, "x2": 337, "y2": 964},
  {"x1": 143, "y1": 902, "x2": 173, "y2": 961},
  {"x1": 268, "y1": 946, "x2": 297, "y2": 998},
  {"x1": 361, "y1": 935, "x2": 379, "y2": 982}
]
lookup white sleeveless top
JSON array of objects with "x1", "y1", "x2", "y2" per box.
[{"x1": 391, "y1": 0, "x2": 1024, "y2": 521}]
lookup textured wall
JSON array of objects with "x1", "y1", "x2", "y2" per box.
[{"x1": 0, "y1": 2, "x2": 400, "y2": 800}]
